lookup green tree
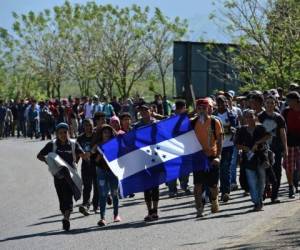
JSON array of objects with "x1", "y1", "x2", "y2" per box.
[
  {"x1": 212, "y1": 0, "x2": 300, "y2": 91},
  {"x1": 144, "y1": 8, "x2": 188, "y2": 97}
]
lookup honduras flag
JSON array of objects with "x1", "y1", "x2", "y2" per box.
[{"x1": 98, "y1": 114, "x2": 210, "y2": 197}]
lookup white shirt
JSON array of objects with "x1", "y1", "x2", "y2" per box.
[
  {"x1": 217, "y1": 112, "x2": 234, "y2": 148},
  {"x1": 84, "y1": 103, "x2": 94, "y2": 119}
]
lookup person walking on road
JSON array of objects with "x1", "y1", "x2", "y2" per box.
[{"x1": 37, "y1": 123, "x2": 87, "y2": 231}]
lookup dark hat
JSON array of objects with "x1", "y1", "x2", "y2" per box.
[
  {"x1": 139, "y1": 104, "x2": 150, "y2": 110},
  {"x1": 83, "y1": 118, "x2": 94, "y2": 127},
  {"x1": 216, "y1": 95, "x2": 228, "y2": 103},
  {"x1": 56, "y1": 122, "x2": 69, "y2": 131},
  {"x1": 286, "y1": 91, "x2": 300, "y2": 100},
  {"x1": 94, "y1": 112, "x2": 106, "y2": 120},
  {"x1": 119, "y1": 112, "x2": 132, "y2": 120}
]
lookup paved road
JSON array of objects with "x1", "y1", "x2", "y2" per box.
[{"x1": 0, "y1": 138, "x2": 300, "y2": 250}]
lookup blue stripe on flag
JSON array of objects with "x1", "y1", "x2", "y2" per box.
[
  {"x1": 119, "y1": 151, "x2": 210, "y2": 197},
  {"x1": 100, "y1": 114, "x2": 192, "y2": 162}
]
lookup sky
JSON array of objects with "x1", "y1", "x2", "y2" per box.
[{"x1": 0, "y1": 0, "x2": 229, "y2": 42}]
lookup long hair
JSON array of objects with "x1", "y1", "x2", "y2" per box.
[{"x1": 93, "y1": 124, "x2": 117, "y2": 146}]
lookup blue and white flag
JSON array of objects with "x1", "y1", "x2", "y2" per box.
[{"x1": 98, "y1": 114, "x2": 210, "y2": 197}]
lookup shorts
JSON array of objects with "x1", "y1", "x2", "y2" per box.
[
  {"x1": 283, "y1": 146, "x2": 300, "y2": 172},
  {"x1": 193, "y1": 166, "x2": 220, "y2": 187}
]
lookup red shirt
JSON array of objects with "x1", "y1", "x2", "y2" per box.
[
  {"x1": 285, "y1": 108, "x2": 300, "y2": 146},
  {"x1": 286, "y1": 109, "x2": 300, "y2": 134}
]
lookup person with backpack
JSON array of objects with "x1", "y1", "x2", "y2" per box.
[
  {"x1": 39, "y1": 101, "x2": 53, "y2": 140},
  {"x1": 37, "y1": 123, "x2": 87, "y2": 231},
  {"x1": 191, "y1": 98, "x2": 223, "y2": 217},
  {"x1": 102, "y1": 96, "x2": 115, "y2": 122},
  {"x1": 214, "y1": 95, "x2": 238, "y2": 202}
]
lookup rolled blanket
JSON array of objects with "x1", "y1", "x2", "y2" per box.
[{"x1": 46, "y1": 152, "x2": 82, "y2": 201}]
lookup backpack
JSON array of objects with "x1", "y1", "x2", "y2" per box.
[
  {"x1": 52, "y1": 139, "x2": 77, "y2": 165},
  {"x1": 191, "y1": 115, "x2": 222, "y2": 140}
]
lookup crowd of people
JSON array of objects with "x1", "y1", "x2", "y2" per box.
[
  {"x1": 8, "y1": 83, "x2": 300, "y2": 231},
  {"x1": 0, "y1": 94, "x2": 172, "y2": 140}
]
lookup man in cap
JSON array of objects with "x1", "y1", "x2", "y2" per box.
[
  {"x1": 192, "y1": 98, "x2": 223, "y2": 217},
  {"x1": 37, "y1": 122, "x2": 88, "y2": 231}
]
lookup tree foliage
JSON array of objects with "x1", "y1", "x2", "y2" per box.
[
  {"x1": 0, "y1": 1, "x2": 188, "y2": 99},
  {"x1": 212, "y1": 0, "x2": 300, "y2": 92}
]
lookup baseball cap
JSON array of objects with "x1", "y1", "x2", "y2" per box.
[{"x1": 56, "y1": 122, "x2": 69, "y2": 131}]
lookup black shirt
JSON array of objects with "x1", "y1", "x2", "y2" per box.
[
  {"x1": 77, "y1": 133, "x2": 93, "y2": 166},
  {"x1": 235, "y1": 124, "x2": 269, "y2": 170},
  {"x1": 258, "y1": 111, "x2": 286, "y2": 151},
  {"x1": 38, "y1": 139, "x2": 84, "y2": 168}
]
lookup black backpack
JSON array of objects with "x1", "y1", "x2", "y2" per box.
[{"x1": 190, "y1": 115, "x2": 221, "y2": 140}]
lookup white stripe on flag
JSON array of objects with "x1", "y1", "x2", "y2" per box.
[{"x1": 105, "y1": 130, "x2": 202, "y2": 180}]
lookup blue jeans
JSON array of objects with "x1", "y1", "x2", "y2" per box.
[
  {"x1": 220, "y1": 146, "x2": 234, "y2": 195},
  {"x1": 230, "y1": 146, "x2": 238, "y2": 185},
  {"x1": 96, "y1": 168, "x2": 119, "y2": 219},
  {"x1": 246, "y1": 167, "x2": 266, "y2": 205}
]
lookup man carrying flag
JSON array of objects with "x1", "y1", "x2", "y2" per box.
[{"x1": 191, "y1": 98, "x2": 224, "y2": 217}]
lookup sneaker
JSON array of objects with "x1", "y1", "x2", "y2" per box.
[
  {"x1": 289, "y1": 186, "x2": 295, "y2": 199},
  {"x1": 184, "y1": 189, "x2": 192, "y2": 196},
  {"x1": 196, "y1": 205, "x2": 204, "y2": 218},
  {"x1": 211, "y1": 199, "x2": 219, "y2": 213},
  {"x1": 107, "y1": 195, "x2": 112, "y2": 205},
  {"x1": 151, "y1": 213, "x2": 159, "y2": 220},
  {"x1": 222, "y1": 193, "x2": 230, "y2": 203},
  {"x1": 271, "y1": 198, "x2": 281, "y2": 204},
  {"x1": 144, "y1": 214, "x2": 152, "y2": 222},
  {"x1": 62, "y1": 219, "x2": 70, "y2": 231},
  {"x1": 230, "y1": 184, "x2": 239, "y2": 191},
  {"x1": 254, "y1": 203, "x2": 263, "y2": 212},
  {"x1": 114, "y1": 215, "x2": 122, "y2": 222},
  {"x1": 97, "y1": 219, "x2": 107, "y2": 227},
  {"x1": 93, "y1": 207, "x2": 100, "y2": 214},
  {"x1": 79, "y1": 205, "x2": 90, "y2": 216},
  {"x1": 169, "y1": 192, "x2": 177, "y2": 198}
]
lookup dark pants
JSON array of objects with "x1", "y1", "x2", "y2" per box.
[
  {"x1": 11, "y1": 120, "x2": 17, "y2": 136},
  {"x1": 28, "y1": 120, "x2": 39, "y2": 138},
  {"x1": 239, "y1": 162, "x2": 249, "y2": 192},
  {"x1": 144, "y1": 187, "x2": 159, "y2": 202},
  {"x1": 220, "y1": 146, "x2": 234, "y2": 195},
  {"x1": 167, "y1": 175, "x2": 189, "y2": 193},
  {"x1": 271, "y1": 150, "x2": 282, "y2": 200},
  {"x1": 40, "y1": 121, "x2": 52, "y2": 140},
  {"x1": 81, "y1": 161, "x2": 99, "y2": 209},
  {"x1": 17, "y1": 119, "x2": 26, "y2": 137},
  {"x1": 54, "y1": 177, "x2": 73, "y2": 214},
  {"x1": 0, "y1": 121, "x2": 4, "y2": 137}
]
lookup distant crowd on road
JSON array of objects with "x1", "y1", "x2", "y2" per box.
[
  {"x1": 0, "y1": 94, "x2": 173, "y2": 140},
  {"x1": 5, "y1": 83, "x2": 300, "y2": 231}
]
